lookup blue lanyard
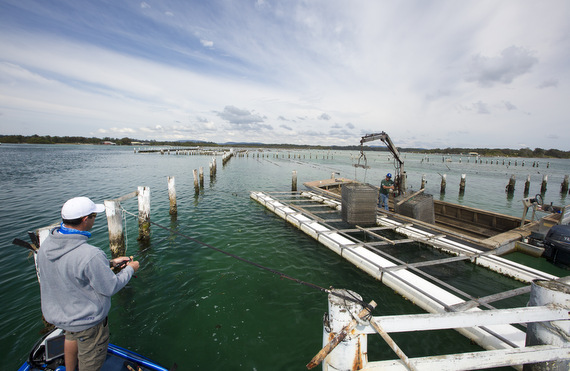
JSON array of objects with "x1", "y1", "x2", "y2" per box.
[{"x1": 58, "y1": 223, "x2": 91, "y2": 238}]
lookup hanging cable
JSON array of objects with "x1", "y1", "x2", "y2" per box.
[{"x1": 119, "y1": 207, "x2": 374, "y2": 311}]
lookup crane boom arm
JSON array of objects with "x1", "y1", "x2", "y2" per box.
[
  {"x1": 360, "y1": 132, "x2": 403, "y2": 166},
  {"x1": 359, "y1": 131, "x2": 406, "y2": 195}
]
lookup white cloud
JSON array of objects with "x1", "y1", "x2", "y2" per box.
[
  {"x1": 466, "y1": 46, "x2": 539, "y2": 87},
  {"x1": 0, "y1": 0, "x2": 569, "y2": 149},
  {"x1": 200, "y1": 39, "x2": 214, "y2": 48}
]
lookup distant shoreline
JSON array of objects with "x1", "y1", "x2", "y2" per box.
[{"x1": 1, "y1": 134, "x2": 569, "y2": 159}]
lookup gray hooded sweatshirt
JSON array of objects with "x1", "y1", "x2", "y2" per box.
[{"x1": 37, "y1": 228, "x2": 134, "y2": 332}]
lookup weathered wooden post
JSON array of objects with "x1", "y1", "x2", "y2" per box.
[
  {"x1": 440, "y1": 174, "x2": 447, "y2": 194},
  {"x1": 311, "y1": 289, "x2": 370, "y2": 370},
  {"x1": 167, "y1": 176, "x2": 177, "y2": 216},
  {"x1": 561, "y1": 175, "x2": 569, "y2": 194},
  {"x1": 199, "y1": 167, "x2": 204, "y2": 188},
  {"x1": 421, "y1": 174, "x2": 427, "y2": 190},
  {"x1": 138, "y1": 186, "x2": 150, "y2": 241},
  {"x1": 210, "y1": 157, "x2": 217, "y2": 178},
  {"x1": 292, "y1": 170, "x2": 297, "y2": 192},
  {"x1": 506, "y1": 174, "x2": 516, "y2": 194},
  {"x1": 459, "y1": 174, "x2": 466, "y2": 195},
  {"x1": 193, "y1": 169, "x2": 199, "y2": 194},
  {"x1": 524, "y1": 175, "x2": 531, "y2": 197},
  {"x1": 104, "y1": 199, "x2": 125, "y2": 257},
  {"x1": 540, "y1": 174, "x2": 548, "y2": 194},
  {"x1": 523, "y1": 280, "x2": 570, "y2": 371}
]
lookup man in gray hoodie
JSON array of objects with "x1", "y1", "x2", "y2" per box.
[{"x1": 37, "y1": 196, "x2": 140, "y2": 371}]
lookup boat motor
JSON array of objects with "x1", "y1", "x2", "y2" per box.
[{"x1": 542, "y1": 224, "x2": 570, "y2": 266}]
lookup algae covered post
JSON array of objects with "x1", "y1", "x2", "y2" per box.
[
  {"x1": 506, "y1": 174, "x2": 516, "y2": 195},
  {"x1": 541, "y1": 174, "x2": 548, "y2": 194},
  {"x1": 104, "y1": 199, "x2": 125, "y2": 257},
  {"x1": 561, "y1": 175, "x2": 569, "y2": 194},
  {"x1": 167, "y1": 177, "x2": 177, "y2": 216},
  {"x1": 459, "y1": 173, "x2": 466, "y2": 195},
  {"x1": 292, "y1": 170, "x2": 297, "y2": 191},
  {"x1": 193, "y1": 169, "x2": 199, "y2": 194},
  {"x1": 138, "y1": 186, "x2": 150, "y2": 241}
]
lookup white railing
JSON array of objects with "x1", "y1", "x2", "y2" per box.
[{"x1": 310, "y1": 281, "x2": 570, "y2": 371}]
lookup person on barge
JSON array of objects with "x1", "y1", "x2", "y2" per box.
[
  {"x1": 378, "y1": 173, "x2": 394, "y2": 210},
  {"x1": 37, "y1": 196, "x2": 140, "y2": 371}
]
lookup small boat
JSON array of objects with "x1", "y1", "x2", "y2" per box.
[
  {"x1": 12, "y1": 235, "x2": 174, "y2": 371},
  {"x1": 18, "y1": 327, "x2": 172, "y2": 371}
]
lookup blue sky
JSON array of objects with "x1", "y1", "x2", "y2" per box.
[{"x1": 1, "y1": 0, "x2": 569, "y2": 149}]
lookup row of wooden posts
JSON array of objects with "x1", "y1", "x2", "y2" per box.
[
  {"x1": 436, "y1": 157, "x2": 552, "y2": 168},
  {"x1": 105, "y1": 154, "x2": 234, "y2": 257},
  {"x1": 420, "y1": 173, "x2": 569, "y2": 196},
  {"x1": 143, "y1": 147, "x2": 335, "y2": 160},
  {"x1": 291, "y1": 171, "x2": 570, "y2": 197}
]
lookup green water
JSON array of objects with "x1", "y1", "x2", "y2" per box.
[{"x1": 1, "y1": 144, "x2": 568, "y2": 370}]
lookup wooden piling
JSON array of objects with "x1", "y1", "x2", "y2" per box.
[
  {"x1": 137, "y1": 186, "x2": 150, "y2": 241},
  {"x1": 421, "y1": 174, "x2": 426, "y2": 190},
  {"x1": 104, "y1": 199, "x2": 125, "y2": 257},
  {"x1": 210, "y1": 157, "x2": 217, "y2": 178},
  {"x1": 440, "y1": 174, "x2": 447, "y2": 194},
  {"x1": 292, "y1": 170, "x2": 297, "y2": 192},
  {"x1": 308, "y1": 290, "x2": 375, "y2": 370},
  {"x1": 199, "y1": 167, "x2": 204, "y2": 188},
  {"x1": 506, "y1": 175, "x2": 516, "y2": 194},
  {"x1": 459, "y1": 174, "x2": 466, "y2": 195},
  {"x1": 525, "y1": 280, "x2": 570, "y2": 371},
  {"x1": 167, "y1": 176, "x2": 177, "y2": 215},
  {"x1": 561, "y1": 175, "x2": 569, "y2": 194},
  {"x1": 193, "y1": 169, "x2": 199, "y2": 194},
  {"x1": 524, "y1": 175, "x2": 531, "y2": 197},
  {"x1": 540, "y1": 174, "x2": 548, "y2": 194}
]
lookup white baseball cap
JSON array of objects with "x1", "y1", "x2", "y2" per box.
[{"x1": 61, "y1": 197, "x2": 105, "y2": 219}]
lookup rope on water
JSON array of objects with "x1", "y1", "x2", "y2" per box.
[{"x1": 119, "y1": 207, "x2": 373, "y2": 311}]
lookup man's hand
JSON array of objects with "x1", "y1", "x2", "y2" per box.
[
  {"x1": 127, "y1": 256, "x2": 140, "y2": 272},
  {"x1": 111, "y1": 256, "x2": 131, "y2": 269}
]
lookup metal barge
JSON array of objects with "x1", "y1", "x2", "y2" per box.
[{"x1": 250, "y1": 182, "x2": 570, "y2": 370}]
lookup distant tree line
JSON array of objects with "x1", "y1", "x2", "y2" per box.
[
  {"x1": 415, "y1": 147, "x2": 570, "y2": 159},
  {"x1": 0, "y1": 134, "x2": 215, "y2": 147},
  {"x1": 1, "y1": 134, "x2": 569, "y2": 159}
]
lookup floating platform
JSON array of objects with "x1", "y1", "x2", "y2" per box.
[
  {"x1": 250, "y1": 189, "x2": 562, "y2": 356},
  {"x1": 304, "y1": 178, "x2": 542, "y2": 252}
]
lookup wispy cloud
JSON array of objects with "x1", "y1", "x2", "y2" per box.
[{"x1": 0, "y1": 0, "x2": 569, "y2": 149}]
